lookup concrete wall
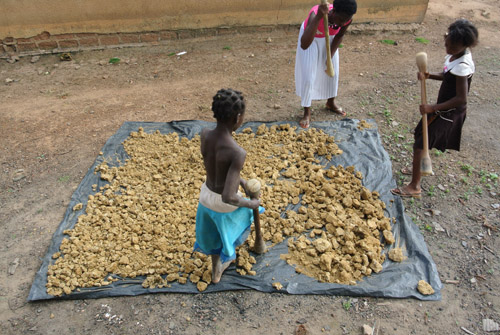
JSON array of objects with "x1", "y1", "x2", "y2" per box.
[{"x1": 1, "y1": 0, "x2": 428, "y2": 39}]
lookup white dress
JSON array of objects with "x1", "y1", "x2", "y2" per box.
[{"x1": 295, "y1": 21, "x2": 340, "y2": 108}]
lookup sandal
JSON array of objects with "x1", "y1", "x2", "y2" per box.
[
  {"x1": 326, "y1": 105, "x2": 346, "y2": 116},
  {"x1": 390, "y1": 187, "x2": 421, "y2": 198},
  {"x1": 401, "y1": 167, "x2": 412, "y2": 175}
]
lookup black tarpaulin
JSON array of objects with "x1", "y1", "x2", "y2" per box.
[{"x1": 28, "y1": 120, "x2": 442, "y2": 301}]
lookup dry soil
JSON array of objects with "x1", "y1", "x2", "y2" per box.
[{"x1": 1, "y1": 0, "x2": 499, "y2": 334}]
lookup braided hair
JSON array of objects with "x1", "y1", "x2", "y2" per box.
[
  {"x1": 334, "y1": 0, "x2": 357, "y2": 16},
  {"x1": 448, "y1": 19, "x2": 479, "y2": 48},
  {"x1": 212, "y1": 88, "x2": 245, "y2": 121}
]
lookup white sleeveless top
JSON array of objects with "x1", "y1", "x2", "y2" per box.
[{"x1": 443, "y1": 49, "x2": 474, "y2": 77}]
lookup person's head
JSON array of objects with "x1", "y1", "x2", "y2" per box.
[
  {"x1": 329, "y1": 0, "x2": 357, "y2": 28},
  {"x1": 212, "y1": 88, "x2": 246, "y2": 130},
  {"x1": 445, "y1": 19, "x2": 479, "y2": 56}
]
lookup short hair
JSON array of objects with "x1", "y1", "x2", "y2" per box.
[
  {"x1": 448, "y1": 19, "x2": 479, "y2": 48},
  {"x1": 212, "y1": 88, "x2": 245, "y2": 121},
  {"x1": 334, "y1": 0, "x2": 357, "y2": 16}
]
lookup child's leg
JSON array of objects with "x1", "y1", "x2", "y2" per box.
[
  {"x1": 406, "y1": 147, "x2": 423, "y2": 191},
  {"x1": 391, "y1": 148, "x2": 422, "y2": 197},
  {"x1": 211, "y1": 254, "x2": 233, "y2": 284},
  {"x1": 300, "y1": 106, "x2": 311, "y2": 129}
]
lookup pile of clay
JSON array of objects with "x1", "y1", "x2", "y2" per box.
[{"x1": 46, "y1": 124, "x2": 395, "y2": 296}]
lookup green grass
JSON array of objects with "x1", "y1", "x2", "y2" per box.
[
  {"x1": 382, "y1": 95, "x2": 394, "y2": 104},
  {"x1": 383, "y1": 108, "x2": 393, "y2": 124},
  {"x1": 475, "y1": 186, "x2": 483, "y2": 195},
  {"x1": 223, "y1": 46, "x2": 232, "y2": 50},
  {"x1": 411, "y1": 215, "x2": 421, "y2": 225},
  {"x1": 380, "y1": 39, "x2": 396, "y2": 45},
  {"x1": 427, "y1": 185, "x2": 435, "y2": 197},
  {"x1": 167, "y1": 52, "x2": 176, "y2": 56},
  {"x1": 415, "y1": 37, "x2": 429, "y2": 44},
  {"x1": 432, "y1": 149, "x2": 445, "y2": 157},
  {"x1": 58, "y1": 175, "x2": 70, "y2": 183},
  {"x1": 461, "y1": 191, "x2": 471, "y2": 201},
  {"x1": 342, "y1": 299, "x2": 352, "y2": 311},
  {"x1": 109, "y1": 57, "x2": 120, "y2": 64},
  {"x1": 460, "y1": 163, "x2": 474, "y2": 176}
]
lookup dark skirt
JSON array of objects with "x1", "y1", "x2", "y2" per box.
[{"x1": 413, "y1": 108, "x2": 467, "y2": 152}]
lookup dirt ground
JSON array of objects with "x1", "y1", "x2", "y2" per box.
[{"x1": 1, "y1": 0, "x2": 499, "y2": 334}]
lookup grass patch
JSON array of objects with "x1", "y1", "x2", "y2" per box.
[
  {"x1": 475, "y1": 186, "x2": 483, "y2": 195},
  {"x1": 380, "y1": 39, "x2": 397, "y2": 45},
  {"x1": 415, "y1": 37, "x2": 429, "y2": 44},
  {"x1": 427, "y1": 185, "x2": 435, "y2": 197},
  {"x1": 459, "y1": 162, "x2": 474, "y2": 176},
  {"x1": 58, "y1": 175, "x2": 70, "y2": 183},
  {"x1": 432, "y1": 149, "x2": 445, "y2": 157},
  {"x1": 342, "y1": 299, "x2": 352, "y2": 311},
  {"x1": 461, "y1": 190, "x2": 471, "y2": 201},
  {"x1": 383, "y1": 108, "x2": 393, "y2": 124}
]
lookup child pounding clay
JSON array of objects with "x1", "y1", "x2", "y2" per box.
[
  {"x1": 295, "y1": 0, "x2": 357, "y2": 128},
  {"x1": 391, "y1": 19, "x2": 479, "y2": 198},
  {"x1": 193, "y1": 88, "x2": 261, "y2": 283}
]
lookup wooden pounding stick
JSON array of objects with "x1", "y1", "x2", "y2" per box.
[
  {"x1": 321, "y1": 0, "x2": 335, "y2": 77},
  {"x1": 246, "y1": 179, "x2": 266, "y2": 254},
  {"x1": 416, "y1": 52, "x2": 433, "y2": 176}
]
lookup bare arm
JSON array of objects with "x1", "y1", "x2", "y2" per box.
[
  {"x1": 330, "y1": 23, "x2": 349, "y2": 56},
  {"x1": 420, "y1": 75, "x2": 468, "y2": 115},
  {"x1": 239, "y1": 177, "x2": 249, "y2": 196},
  {"x1": 221, "y1": 150, "x2": 260, "y2": 209},
  {"x1": 418, "y1": 72, "x2": 444, "y2": 81},
  {"x1": 300, "y1": 4, "x2": 329, "y2": 50}
]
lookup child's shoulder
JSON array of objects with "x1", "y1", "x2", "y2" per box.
[
  {"x1": 200, "y1": 127, "x2": 210, "y2": 140},
  {"x1": 447, "y1": 50, "x2": 475, "y2": 77},
  {"x1": 226, "y1": 142, "x2": 246, "y2": 161}
]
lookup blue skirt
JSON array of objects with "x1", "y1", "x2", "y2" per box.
[{"x1": 193, "y1": 203, "x2": 254, "y2": 263}]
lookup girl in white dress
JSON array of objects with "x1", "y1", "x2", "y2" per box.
[{"x1": 295, "y1": 0, "x2": 357, "y2": 128}]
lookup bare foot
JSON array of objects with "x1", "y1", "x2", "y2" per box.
[
  {"x1": 299, "y1": 115, "x2": 310, "y2": 129},
  {"x1": 211, "y1": 256, "x2": 233, "y2": 284}
]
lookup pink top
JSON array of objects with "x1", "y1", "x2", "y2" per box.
[{"x1": 303, "y1": 4, "x2": 352, "y2": 38}]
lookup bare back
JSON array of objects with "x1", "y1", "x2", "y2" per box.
[{"x1": 200, "y1": 127, "x2": 246, "y2": 197}]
